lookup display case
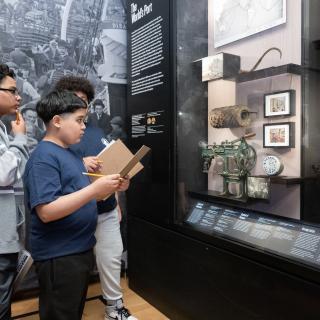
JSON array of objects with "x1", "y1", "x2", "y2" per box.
[
  {"x1": 176, "y1": 1, "x2": 303, "y2": 219},
  {"x1": 127, "y1": 1, "x2": 320, "y2": 319},
  {"x1": 174, "y1": 0, "x2": 320, "y2": 248}
]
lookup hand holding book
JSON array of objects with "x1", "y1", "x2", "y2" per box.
[
  {"x1": 97, "y1": 140, "x2": 150, "y2": 178},
  {"x1": 82, "y1": 140, "x2": 150, "y2": 200},
  {"x1": 118, "y1": 175, "x2": 130, "y2": 191},
  {"x1": 90, "y1": 173, "x2": 121, "y2": 201},
  {"x1": 83, "y1": 156, "x2": 102, "y2": 172}
]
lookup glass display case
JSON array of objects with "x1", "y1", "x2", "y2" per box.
[{"x1": 174, "y1": 0, "x2": 320, "y2": 270}]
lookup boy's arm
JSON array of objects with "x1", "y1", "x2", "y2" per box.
[
  {"x1": 36, "y1": 174, "x2": 121, "y2": 223},
  {"x1": 0, "y1": 132, "x2": 28, "y2": 186},
  {"x1": 115, "y1": 177, "x2": 130, "y2": 221},
  {"x1": 115, "y1": 192, "x2": 122, "y2": 222}
]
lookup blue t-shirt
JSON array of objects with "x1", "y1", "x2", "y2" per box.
[
  {"x1": 24, "y1": 141, "x2": 97, "y2": 261},
  {"x1": 70, "y1": 126, "x2": 117, "y2": 214}
]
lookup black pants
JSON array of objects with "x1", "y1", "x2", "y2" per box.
[
  {"x1": 0, "y1": 253, "x2": 18, "y2": 320},
  {"x1": 35, "y1": 249, "x2": 94, "y2": 320}
]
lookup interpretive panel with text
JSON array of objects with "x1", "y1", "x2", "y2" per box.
[
  {"x1": 127, "y1": 0, "x2": 172, "y2": 223},
  {"x1": 186, "y1": 199, "x2": 320, "y2": 268}
]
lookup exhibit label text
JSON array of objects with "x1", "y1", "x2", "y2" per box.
[{"x1": 131, "y1": 2, "x2": 153, "y2": 24}]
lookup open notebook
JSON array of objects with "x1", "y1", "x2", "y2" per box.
[{"x1": 95, "y1": 139, "x2": 150, "y2": 179}]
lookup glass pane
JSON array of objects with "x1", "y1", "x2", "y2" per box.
[
  {"x1": 174, "y1": 0, "x2": 320, "y2": 269},
  {"x1": 175, "y1": 0, "x2": 208, "y2": 221}
]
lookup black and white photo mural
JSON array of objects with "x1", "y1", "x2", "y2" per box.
[{"x1": 0, "y1": 0, "x2": 127, "y2": 148}]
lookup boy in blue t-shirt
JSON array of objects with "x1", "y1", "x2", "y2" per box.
[
  {"x1": 24, "y1": 90, "x2": 122, "y2": 320},
  {"x1": 54, "y1": 76, "x2": 136, "y2": 320}
]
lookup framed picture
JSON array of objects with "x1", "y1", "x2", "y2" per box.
[
  {"x1": 213, "y1": 0, "x2": 286, "y2": 48},
  {"x1": 264, "y1": 90, "x2": 295, "y2": 117},
  {"x1": 263, "y1": 122, "x2": 294, "y2": 148},
  {"x1": 247, "y1": 176, "x2": 270, "y2": 200}
]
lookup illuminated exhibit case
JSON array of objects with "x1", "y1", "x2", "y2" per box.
[{"x1": 126, "y1": 1, "x2": 320, "y2": 319}]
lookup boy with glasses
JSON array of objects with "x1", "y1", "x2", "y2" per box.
[{"x1": 0, "y1": 63, "x2": 28, "y2": 320}]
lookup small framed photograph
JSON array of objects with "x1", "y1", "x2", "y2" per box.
[
  {"x1": 264, "y1": 90, "x2": 295, "y2": 117},
  {"x1": 247, "y1": 176, "x2": 270, "y2": 200},
  {"x1": 263, "y1": 122, "x2": 295, "y2": 148}
]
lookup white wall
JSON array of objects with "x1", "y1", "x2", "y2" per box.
[{"x1": 208, "y1": 0, "x2": 301, "y2": 69}]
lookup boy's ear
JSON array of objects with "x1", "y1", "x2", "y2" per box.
[{"x1": 52, "y1": 115, "x2": 62, "y2": 128}]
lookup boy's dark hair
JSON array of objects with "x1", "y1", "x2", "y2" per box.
[
  {"x1": 36, "y1": 90, "x2": 87, "y2": 124},
  {"x1": 0, "y1": 63, "x2": 16, "y2": 84},
  {"x1": 54, "y1": 76, "x2": 95, "y2": 103}
]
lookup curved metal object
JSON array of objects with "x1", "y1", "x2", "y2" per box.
[
  {"x1": 236, "y1": 145, "x2": 257, "y2": 172},
  {"x1": 242, "y1": 47, "x2": 282, "y2": 73}
]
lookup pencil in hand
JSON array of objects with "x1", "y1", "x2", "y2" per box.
[{"x1": 82, "y1": 172, "x2": 106, "y2": 178}]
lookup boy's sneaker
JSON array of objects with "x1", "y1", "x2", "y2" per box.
[
  {"x1": 105, "y1": 306, "x2": 138, "y2": 320},
  {"x1": 105, "y1": 299, "x2": 138, "y2": 320}
]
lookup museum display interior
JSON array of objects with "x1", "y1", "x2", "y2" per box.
[{"x1": 126, "y1": 1, "x2": 320, "y2": 319}]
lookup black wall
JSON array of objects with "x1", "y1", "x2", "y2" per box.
[
  {"x1": 301, "y1": 0, "x2": 320, "y2": 223},
  {"x1": 127, "y1": 0, "x2": 172, "y2": 225},
  {"x1": 126, "y1": 1, "x2": 320, "y2": 319},
  {"x1": 129, "y1": 218, "x2": 320, "y2": 320}
]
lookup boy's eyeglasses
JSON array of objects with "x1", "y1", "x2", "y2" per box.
[{"x1": 0, "y1": 88, "x2": 20, "y2": 96}]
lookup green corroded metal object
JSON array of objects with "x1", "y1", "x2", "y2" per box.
[{"x1": 201, "y1": 133, "x2": 256, "y2": 199}]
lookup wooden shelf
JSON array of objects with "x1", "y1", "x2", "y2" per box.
[
  {"x1": 189, "y1": 190, "x2": 249, "y2": 204},
  {"x1": 235, "y1": 64, "x2": 302, "y2": 83},
  {"x1": 189, "y1": 176, "x2": 319, "y2": 206},
  {"x1": 252, "y1": 175, "x2": 318, "y2": 185}
]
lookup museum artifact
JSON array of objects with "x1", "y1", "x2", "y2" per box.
[
  {"x1": 262, "y1": 155, "x2": 284, "y2": 176},
  {"x1": 247, "y1": 176, "x2": 270, "y2": 200},
  {"x1": 263, "y1": 122, "x2": 295, "y2": 148},
  {"x1": 209, "y1": 105, "x2": 253, "y2": 128},
  {"x1": 213, "y1": 0, "x2": 286, "y2": 48},
  {"x1": 241, "y1": 47, "x2": 282, "y2": 73},
  {"x1": 202, "y1": 52, "x2": 240, "y2": 81},
  {"x1": 201, "y1": 133, "x2": 257, "y2": 199},
  {"x1": 264, "y1": 90, "x2": 295, "y2": 118}
]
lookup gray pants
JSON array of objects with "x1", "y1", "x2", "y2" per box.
[
  {"x1": 94, "y1": 209, "x2": 123, "y2": 302},
  {"x1": 0, "y1": 253, "x2": 18, "y2": 320}
]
